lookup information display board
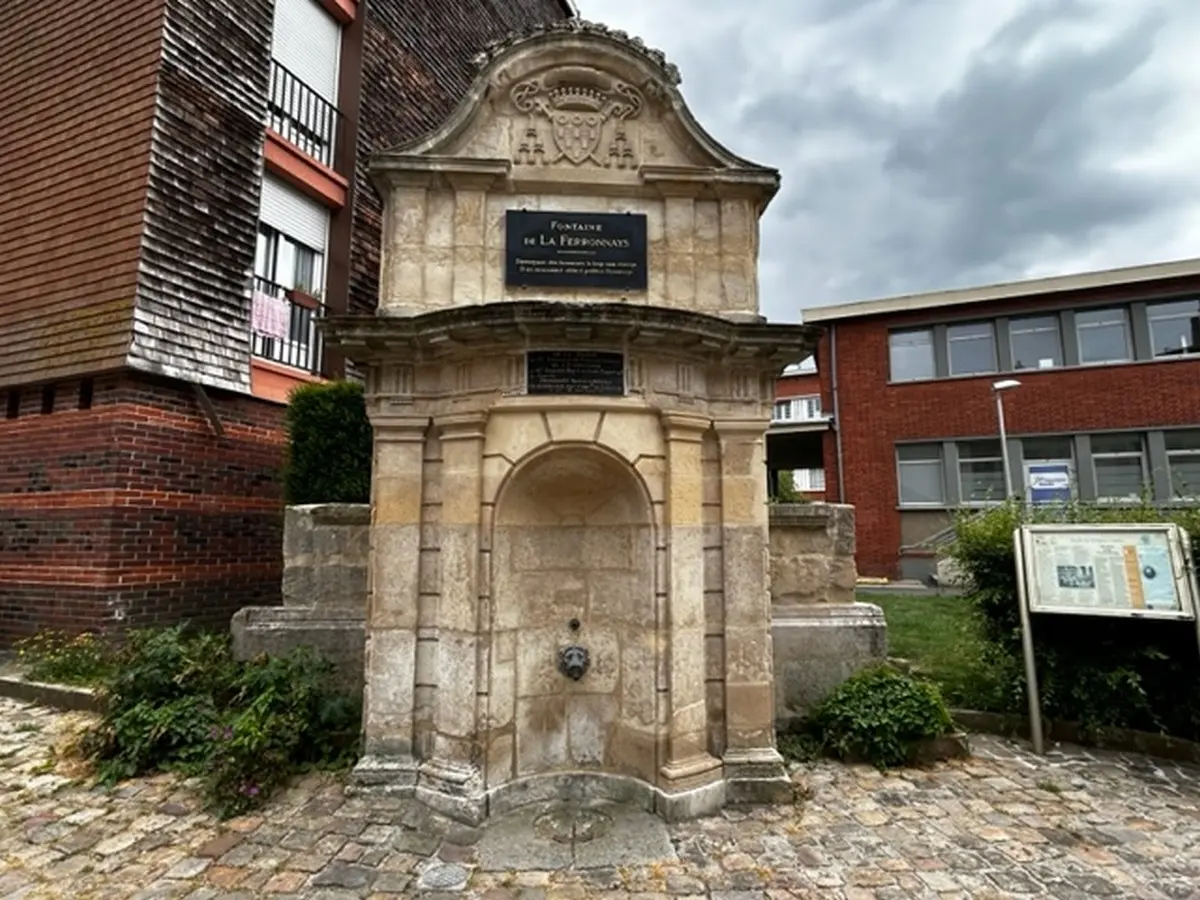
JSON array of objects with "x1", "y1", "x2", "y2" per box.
[
  {"x1": 1013, "y1": 522, "x2": 1200, "y2": 755},
  {"x1": 1019, "y1": 524, "x2": 1195, "y2": 620}
]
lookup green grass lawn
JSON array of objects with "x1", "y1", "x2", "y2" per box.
[{"x1": 867, "y1": 592, "x2": 997, "y2": 708}]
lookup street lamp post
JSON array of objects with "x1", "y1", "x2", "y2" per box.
[{"x1": 992, "y1": 379, "x2": 1021, "y2": 500}]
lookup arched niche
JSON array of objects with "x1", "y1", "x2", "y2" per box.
[{"x1": 485, "y1": 443, "x2": 659, "y2": 791}]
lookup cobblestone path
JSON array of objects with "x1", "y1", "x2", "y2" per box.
[{"x1": 1, "y1": 697, "x2": 1198, "y2": 899}]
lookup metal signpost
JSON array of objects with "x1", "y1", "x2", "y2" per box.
[{"x1": 1013, "y1": 522, "x2": 1200, "y2": 754}]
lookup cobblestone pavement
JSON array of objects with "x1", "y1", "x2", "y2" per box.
[{"x1": 1, "y1": 697, "x2": 1199, "y2": 899}]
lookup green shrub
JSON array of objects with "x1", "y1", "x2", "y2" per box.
[
  {"x1": 15, "y1": 630, "x2": 118, "y2": 686},
  {"x1": 950, "y1": 500, "x2": 1200, "y2": 739},
  {"x1": 283, "y1": 380, "x2": 373, "y2": 505},
  {"x1": 82, "y1": 626, "x2": 360, "y2": 817},
  {"x1": 809, "y1": 665, "x2": 953, "y2": 769}
]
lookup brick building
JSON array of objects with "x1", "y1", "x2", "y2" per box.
[
  {"x1": 768, "y1": 361, "x2": 828, "y2": 499},
  {"x1": 799, "y1": 258, "x2": 1200, "y2": 580},
  {"x1": 0, "y1": 0, "x2": 571, "y2": 639}
]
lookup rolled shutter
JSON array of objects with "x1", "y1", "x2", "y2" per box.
[
  {"x1": 259, "y1": 174, "x2": 329, "y2": 252},
  {"x1": 270, "y1": 0, "x2": 340, "y2": 103}
]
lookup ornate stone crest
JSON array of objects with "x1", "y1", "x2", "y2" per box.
[{"x1": 511, "y1": 66, "x2": 644, "y2": 169}]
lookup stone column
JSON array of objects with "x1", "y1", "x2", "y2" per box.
[
  {"x1": 714, "y1": 418, "x2": 792, "y2": 803},
  {"x1": 418, "y1": 411, "x2": 488, "y2": 822},
  {"x1": 659, "y1": 413, "x2": 724, "y2": 817},
  {"x1": 356, "y1": 411, "x2": 428, "y2": 787}
]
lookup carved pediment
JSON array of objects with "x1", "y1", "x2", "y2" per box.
[
  {"x1": 372, "y1": 19, "x2": 779, "y2": 202},
  {"x1": 510, "y1": 65, "x2": 644, "y2": 169}
]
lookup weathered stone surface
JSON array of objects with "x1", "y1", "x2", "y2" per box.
[
  {"x1": 4, "y1": 698, "x2": 1200, "y2": 898},
  {"x1": 771, "y1": 603, "x2": 888, "y2": 727},
  {"x1": 768, "y1": 502, "x2": 857, "y2": 606},
  {"x1": 230, "y1": 505, "x2": 371, "y2": 695}
]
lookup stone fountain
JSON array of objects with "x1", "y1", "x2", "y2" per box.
[{"x1": 321, "y1": 19, "x2": 819, "y2": 825}]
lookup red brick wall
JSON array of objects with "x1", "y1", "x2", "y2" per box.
[
  {"x1": 0, "y1": 371, "x2": 285, "y2": 640},
  {"x1": 774, "y1": 372, "x2": 821, "y2": 399},
  {"x1": 821, "y1": 304, "x2": 1200, "y2": 578}
]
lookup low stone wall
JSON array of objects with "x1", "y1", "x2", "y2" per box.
[
  {"x1": 233, "y1": 501, "x2": 886, "y2": 717},
  {"x1": 768, "y1": 503, "x2": 857, "y2": 606},
  {"x1": 230, "y1": 505, "x2": 369, "y2": 693},
  {"x1": 768, "y1": 503, "x2": 887, "y2": 725}
]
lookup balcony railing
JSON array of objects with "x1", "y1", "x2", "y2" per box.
[
  {"x1": 772, "y1": 396, "x2": 827, "y2": 424},
  {"x1": 267, "y1": 60, "x2": 340, "y2": 168},
  {"x1": 251, "y1": 277, "x2": 325, "y2": 375}
]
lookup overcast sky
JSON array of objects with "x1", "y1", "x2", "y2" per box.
[{"x1": 575, "y1": 0, "x2": 1200, "y2": 322}]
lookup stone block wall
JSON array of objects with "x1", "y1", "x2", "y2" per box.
[
  {"x1": 233, "y1": 499, "x2": 885, "y2": 721},
  {"x1": 231, "y1": 504, "x2": 369, "y2": 693},
  {"x1": 281, "y1": 504, "x2": 371, "y2": 609},
  {"x1": 768, "y1": 503, "x2": 857, "y2": 605}
]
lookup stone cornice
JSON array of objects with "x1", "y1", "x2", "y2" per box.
[{"x1": 321, "y1": 303, "x2": 819, "y2": 371}]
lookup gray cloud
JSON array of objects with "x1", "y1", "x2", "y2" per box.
[{"x1": 576, "y1": 0, "x2": 1200, "y2": 319}]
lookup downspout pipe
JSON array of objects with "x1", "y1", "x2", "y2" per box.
[{"x1": 830, "y1": 323, "x2": 846, "y2": 503}]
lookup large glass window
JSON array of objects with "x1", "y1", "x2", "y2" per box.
[
  {"x1": 1091, "y1": 433, "x2": 1147, "y2": 500},
  {"x1": 889, "y1": 329, "x2": 936, "y2": 382},
  {"x1": 1075, "y1": 308, "x2": 1131, "y2": 364},
  {"x1": 1147, "y1": 299, "x2": 1200, "y2": 358},
  {"x1": 1009, "y1": 315, "x2": 1062, "y2": 369},
  {"x1": 946, "y1": 322, "x2": 997, "y2": 376},
  {"x1": 957, "y1": 440, "x2": 1005, "y2": 503},
  {"x1": 255, "y1": 223, "x2": 323, "y2": 294},
  {"x1": 1165, "y1": 430, "x2": 1200, "y2": 499},
  {"x1": 897, "y1": 444, "x2": 945, "y2": 505}
]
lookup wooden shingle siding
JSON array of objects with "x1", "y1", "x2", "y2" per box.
[
  {"x1": 0, "y1": 0, "x2": 166, "y2": 389},
  {"x1": 347, "y1": 0, "x2": 571, "y2": 316},
  {"x1": 129, "y1": 0, "x2": 275, "y2": 393}
]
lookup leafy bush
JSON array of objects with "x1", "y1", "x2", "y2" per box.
[
  {"x1": 284, "y1": 380, "x2": 373, "y2": 505},
  {"x1": 82, "y1": 626, "x2": 360, "y2": 817},
  {"x1": 950, "y1": 500, "x2": 1200, "y2": 740},
  {"x1": 809, "y1": 665, "x2": 953, "y2": 769},
  {"x1": 15, "y1": 630, "x2": 117, "y2": 686}
]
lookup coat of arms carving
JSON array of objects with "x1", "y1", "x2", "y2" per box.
[{"x1": 511, "y1": 66, "x2": 644, "y2": 169}]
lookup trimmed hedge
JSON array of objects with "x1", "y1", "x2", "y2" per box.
[
  {"x1": 283, "y1": 381, "x2": 373, "y2": 505},
  {"x1": 950, "y1": 501, "x2": 1200, "y2": 741}
]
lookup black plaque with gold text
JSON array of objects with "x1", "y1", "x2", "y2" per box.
[
  {"x1": 526, "y1": 350, "x2": 626, "y2": 396},
  {"x1": 505, "y1": 210, "x2": 647, "y2": 291}
]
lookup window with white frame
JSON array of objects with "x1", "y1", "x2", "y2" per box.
[
  {"x1": 772, "y1": 395, "x2": 822, "y2": 423},
  {"x1": 1166, "y1": 429, "x2": 1200, "y2": 498},
  {"x1": 256, "y1": 174, "x2": 328, "y2": 292},
  {"x1": 255, "y1": 224, "x2": 323, "y2": 294},
  {"x1": 897, "y1": 443, "x2": 945, "y2": 505},
  {"x1": 791, "y1": 469, "x2": 826, "y2": 492},
  {"x1": 1009, "y1": 315, "x2": 1062, "y2": 369},
  {"x1": 957, "y1": 440, "x2": 1006, "y2": 503},
  {"x1": 946, "y1": 322, "x2": 997, "y2": 376},
  {"x1": 1091, "y1": 433, "x2": 1148, "y2": 500},
  {"x1": 1075, "y1": 307, "x2": 1132, "y2": 364},
  {"x1": 1147, "y1": 299, "x2": 1200, "y2": 358},
  {"x1": 888, "y1": 328, "x2": 936, "y2": 382}
]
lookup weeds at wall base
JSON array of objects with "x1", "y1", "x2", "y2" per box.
[{"x1": 18, "y1": 625, "x2": 361, "y2": 818}]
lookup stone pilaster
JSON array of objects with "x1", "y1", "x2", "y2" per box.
[
  {"x1": 714, "y1": 418, "x2": 792, "y2": 804},
  {"x1": 354, "y1": 412, "x2": 428, "y2": 789},
  {"x1": 658, "y1": 412, "x2": 724, "y2": 813},
  {"x1": 418, "y1": 411, "x2": 488, "y2": 822}
]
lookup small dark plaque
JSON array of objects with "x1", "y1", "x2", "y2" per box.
[
  {"x1": 506, "y1": 211, "x2": 647, "y2": 291},
  {"x1": 527, "y1": 350, "x2": 625, "y2": 396}
]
